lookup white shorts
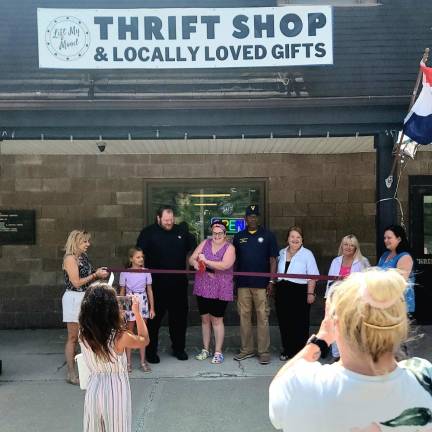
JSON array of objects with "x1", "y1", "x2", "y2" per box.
[{"x1": 62, "y1": 290, "x2": 85, "y2": 323}]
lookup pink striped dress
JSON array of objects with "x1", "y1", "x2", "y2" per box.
[{"x1": 80, "y1": 337, "x2": 131, "y2": 432}]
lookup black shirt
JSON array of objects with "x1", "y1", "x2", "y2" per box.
[
  {"x1": 233, "y1": 226, "x2": 278, "y2": 288},
  {"x1": 136, "y1": 223, "x2": 196, "y2": 289}
]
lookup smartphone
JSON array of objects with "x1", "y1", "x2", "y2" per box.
[{"x1": 117, "y1": 296, "x2": 132, "y2": 311}]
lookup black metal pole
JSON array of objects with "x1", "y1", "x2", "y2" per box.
[{"x1": 375, "y1": 132, "x2": 398, "y2": 258}]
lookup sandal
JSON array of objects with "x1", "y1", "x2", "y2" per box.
[
  {"x1": 66, "y1": 374, "x2": 80, "y2": 385},
  {"x1": 195, "y1": 349, "x2": 211, "y2": 361},
  {"x1": 211, "y1": 352, "x2": 224, "y2": 364},
  {"x1": 141, "y1": 362, "x2": 152, "y2": 373}
]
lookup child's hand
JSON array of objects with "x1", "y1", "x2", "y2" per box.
[
  {"x1": 131, "y1": 295, "x2": 141, "y2": 316},
  {"x1": 149, "y1": 309, "x2": 156, "y2": 319}
]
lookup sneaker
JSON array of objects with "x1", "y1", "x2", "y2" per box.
[
  {"x1": 259, "y1": 353, "x2": 271, "y2": 365},
  {"x1": 195, "y1": 349, "x2": 211, "y2": 361},
  {"x1": 146, "y1": 353, "x2": 160, "y2": 364},
  {"x1": 279, "y1": 353, "x2": 290, "y2": 361},
  {"x1": 211, "y1": 352, "x2": 224, "y2": 364},
  {"x1": 172, "y1": 350, "x2": 188, "y2": 361},
  {"x1": 233, "y1": 352, "x2": 256, "y2": 361}
]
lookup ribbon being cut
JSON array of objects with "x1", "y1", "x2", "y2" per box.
[{"x1": 403, "y1": 60, "x2": 432, "y2": 145}]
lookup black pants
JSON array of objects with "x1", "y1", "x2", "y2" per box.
[
  {"x1": 275, "y1": 281, "x2": 310, "y2": 358},
  {"x1": 146, "y1": 285, "x2": 189, "y2": 356}
]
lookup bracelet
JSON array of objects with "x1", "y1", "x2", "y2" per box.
[{"x1": 307, "y1": 292, "x2": 316, "y2": 296}]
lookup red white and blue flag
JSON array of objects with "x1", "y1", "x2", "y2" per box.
[{"x1": 403, "y1": 61, "x2": 432, "y2": 145}]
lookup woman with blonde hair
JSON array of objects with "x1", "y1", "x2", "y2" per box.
[
  {"x1": 326, "y1": 234, "x2": 370, "y2": 358},
  {"x1": 270, "y1": 268, "x2": 432, "y2": 432},
  {"x1": 62, "y1": 230, "x2": 109, "y2": 385}
]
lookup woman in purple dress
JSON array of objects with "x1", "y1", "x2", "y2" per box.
[{"x1": 189, "y1": 220, "x2": 236, "y2": 364}]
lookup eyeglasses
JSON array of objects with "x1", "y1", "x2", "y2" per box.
[{"x1": 212, "y1": 231, "x2": 225, "y2": 237}]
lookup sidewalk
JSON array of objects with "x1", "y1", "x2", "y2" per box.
[{"x1": 0, "y1": 325, "x2": 431, "y2": 432}]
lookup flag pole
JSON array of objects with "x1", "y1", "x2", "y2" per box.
[{"x1": 385, "y1": 47, "x2": 430, "y2": 188}]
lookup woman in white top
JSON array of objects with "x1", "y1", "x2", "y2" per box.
[
  {"x1": 326, "y1": 234, "x2": 370, "y2": 358},
  {"x1": 79, "y1": 283, "x2": 149, "y2": 432},
  {"x1": 269, "y1": 269, "x2": 432, "y2": 432},
  {"x1": 274, "y1": 226, "x2": 319, "y2": 361}
]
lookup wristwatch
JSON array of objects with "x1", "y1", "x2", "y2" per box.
[{"x1": 306, "y1": 334, "x2": 330, "y2": 359}]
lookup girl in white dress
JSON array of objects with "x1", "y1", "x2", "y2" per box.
[{"x1": 79, "y1": 283, "x2": 149, "y2": 432}]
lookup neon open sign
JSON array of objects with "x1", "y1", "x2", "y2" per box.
[{"x1": 211, "y1": 217, "x2": 246, "y2": 234}]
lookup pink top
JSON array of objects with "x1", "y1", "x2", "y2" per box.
[
  {"x1": 339, "y1": 265, "x2": 351, "y2": 278},
  {"x1": 193, "y1": 240, "x2": 234, "y2": 301}
]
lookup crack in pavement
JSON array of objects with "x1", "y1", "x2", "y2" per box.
[
  {"x1": 236, "y1": 359, "x2": 246, "y2": 375},
  {"x1": 134, "y1": 378, "x2": 160, "y2": 432},
  {"x1": 196, "y1": 371, "x2": 242, "y2": 379},
  {"x1": 57, "y1": 360, "x2": 67, "y2": 373}
]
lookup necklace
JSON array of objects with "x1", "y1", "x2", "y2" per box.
[
  {"x1": 287, "y1": 247, "x2": 300, "y2": 260},
  {"x1": 342, "y1": 256, "x2": 354, "y2": 266}
]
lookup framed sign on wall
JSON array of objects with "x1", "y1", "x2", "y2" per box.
[{"x1": 0, "y1": 210, "x2": 36, "y2": 245}]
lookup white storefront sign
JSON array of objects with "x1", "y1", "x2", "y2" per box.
[{"x1": 37, "y1": 7, "x2": 333, "y2": 69}]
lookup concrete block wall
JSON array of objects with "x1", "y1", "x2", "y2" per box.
[{"x1": 0, "y1": 150, "x2": 429, "y2": 329}]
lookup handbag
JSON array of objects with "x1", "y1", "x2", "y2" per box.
[{"x1": 75, "y1": 353, "x2": 90, "y2": 390}]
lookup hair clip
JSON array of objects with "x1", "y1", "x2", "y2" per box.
[{"x1": 362, "y1": 321, "x2": 404, "y2": 330}]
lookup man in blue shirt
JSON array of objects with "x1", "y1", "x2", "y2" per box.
[{"x1": 233, "y1": 205, "x2": 278, "y2": 365}]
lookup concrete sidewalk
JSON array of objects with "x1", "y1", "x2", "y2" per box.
[{"x1": 1, "y1": 325, "x2": 431, "y2": 432}]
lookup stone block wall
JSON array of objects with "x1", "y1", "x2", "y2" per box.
[{"x1": 1, "y1": 150, "x2": 429, "y2": 329}]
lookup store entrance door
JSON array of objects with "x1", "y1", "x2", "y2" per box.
[{"x1": 409, "y1": 176, "x2": 432, "y2": 324}]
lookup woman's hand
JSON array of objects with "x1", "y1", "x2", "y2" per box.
[
  {"x1": 316, "y1": 300, "x2": 336, "y2": 346},
  {"x1": 149, "y1": 309, "x2": 156, "y2": 319},
  {"x1": 307, "y1": 293, "x2": 316, "y2": 304},
  {"x1": 95, "y1": 267, "x2": 109, "y2": 279},
  {"x1": 192, "y1": 260, "x2": 200, "y2": 271},
  {"x1": 198, "y1": 253, "x2": 206, "y2": 264}
]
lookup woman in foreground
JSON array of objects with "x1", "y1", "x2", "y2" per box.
[
  {"x1": 79, "y1": 283, "x2": 149, "y2": 432},
  {"x1": 269, "y1": 269, "x2": 432, "y2": 432}
]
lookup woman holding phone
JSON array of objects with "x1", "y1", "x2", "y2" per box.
[{"x1": 62, "y1": 230, "x2": 109, "y2": 385}]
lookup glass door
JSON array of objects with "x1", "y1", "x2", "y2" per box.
[
  {"x1": 146, "y1": 180, "x2": 266, "y2": 242},
  {"x1": 409, "y1": 176, "x2": 432, "y2": 324}
]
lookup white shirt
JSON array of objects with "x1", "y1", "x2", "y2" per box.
[
  {"x1": 269, "y1": 358, "x2": 432, "y2": 432},
  {"x1": 276, "y1": 246, "x2": 319, "y2": 284},
  {"x1": 325, "y1": 255, "x2": 370, "y2": 297}
]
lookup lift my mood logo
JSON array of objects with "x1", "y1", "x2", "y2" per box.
[{"x1": 37, "y1": 7, "x2": 333, "y2": 69}]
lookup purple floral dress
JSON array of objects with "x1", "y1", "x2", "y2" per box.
[{"x1": 193, "y1": 240, "x2": 234, "y2": 301}]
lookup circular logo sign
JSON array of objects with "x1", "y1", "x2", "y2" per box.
[
  {"x1": 221, "y1": 202, "x2": 234, "y2": 216},
  {"x1": 45, "y1": 16, "x2": 90, "y2": 61}
]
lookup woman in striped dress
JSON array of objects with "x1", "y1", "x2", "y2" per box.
[{"x1": 79, "y1": 283, "x2": 149, "y2": 432}]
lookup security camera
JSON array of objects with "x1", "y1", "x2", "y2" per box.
[{"x1": 97, "y1": 142, "x2": 106, "y2": 153}]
